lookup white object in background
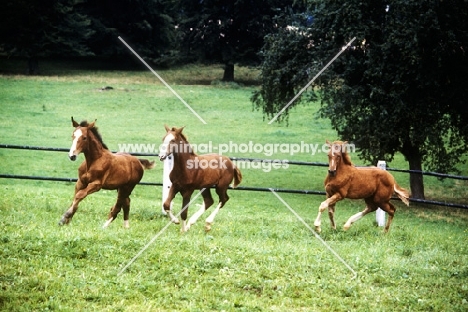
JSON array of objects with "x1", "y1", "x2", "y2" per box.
[
  {"x1": 376, "y1": 160, "x2": 387, "y2": 226},
  {"x1": 162, "y1": 155, "x2": 174, "y2": 215}
]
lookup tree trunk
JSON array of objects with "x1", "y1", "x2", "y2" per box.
[
  {"x1": 403, "y1": 145, "x2": 425, "y2": 199},
  {"x1": 222, "y1": 63, "x2": 234, "y2": 82},
  {"x1": 28, "y1": 56, "x2": 38, "y2": 75},
  {"x1": 407, "y1": 154, "x2": 425, "y2": 199}
]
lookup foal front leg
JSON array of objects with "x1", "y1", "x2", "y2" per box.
[
  {"x1": 314, "y1": 194, "x2": 341, "y2": 233},
  {"x1": 163, "y1": 186, "x2": 179, "y2": 224},
  {"x1": 328, "y1": 204, "x2": 337, "y2": 230},
  {"x1": 59, "y1": 182, "x2": 101, "y2": 225},
  {"x1": 180, "y1": 190, "x2": 194, "y2": 232}
]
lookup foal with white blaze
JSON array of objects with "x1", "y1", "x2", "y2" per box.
[
  {"x1": 314, "y1": 140, "x2": 410, "y2": 233},
  {"x1": 59, "y1": 117, "x2": 154, "y2": 228},
  {"x1": 159, "y1": 125, "x2": 242, "y2": 232}
]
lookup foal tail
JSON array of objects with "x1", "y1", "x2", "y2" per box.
[
  {"x1": 232, "y1": 166, "x2": 243, "y2": 188},
  {"x1": 139, "y1": 159, "x2": 155, "y2": 170},
  {"x1": 394, "y1": 184, "x2": 410, "y2": 206}
]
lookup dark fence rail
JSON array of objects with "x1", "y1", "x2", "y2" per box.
[
  {"x1": 2, "y1": 144, "x2": 467, "y2": 180},
  {"x1": 1, "y1": 144, "x2": 467, "y2": 209}
]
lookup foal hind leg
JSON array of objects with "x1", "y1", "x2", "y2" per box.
[
  {"x1": 343, "y1": 199, "x2": 376, "y2": 231},
  {"x1": 187, "y1": 189, "x2": 214, "y2": 230},
  {"x1": 103, "y1": 197, "x2": 125, "y2": 228},
  {"x1": 379, "y1": 201, "x2": 396, "y2": 233},
  {"x1": 121, "y1": 197, "x2": 131, "y2": 228},
  {"x1": 103, "y1": 187, "x2": 133, "y2": 228},
  {"x1": 205, "y1": 187, "x2": 229, "y2": 232}
]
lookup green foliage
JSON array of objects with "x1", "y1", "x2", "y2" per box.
[
  {"x1": 82, "y1": 0, "x2": 180, "y2": 66},
  {"x1": 253, "y1": 0, "x2": 468, "y2": 198},
  {"x1": 0, "y1": 0, "x2": 179, "y2": 66},
  {"x1": 176, "y1": 0, "x2": 306, "y2": 80}
]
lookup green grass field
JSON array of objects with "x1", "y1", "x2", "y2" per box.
[{"x1": 0, "y1": 61, "x2": 467, "y2": 311}]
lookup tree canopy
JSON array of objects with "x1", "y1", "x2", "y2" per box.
[
  {"x1": 0, "y1": 0, "x2": 304, "y2": 77},
  {"x1": 176, "y1": 0, "x2": 304, "y2": 81},
  {"x1": 0, "y1": 0, "x2": 95, "y2": 73},
  {"x1": 252, "y1": 0, "x2": 468, "y2": 199},
  {"x1": 0, "y1": 0, "x2": 179, "y2": 70}
]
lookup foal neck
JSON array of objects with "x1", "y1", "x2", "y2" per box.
[
  {"x1": 83, "y1": 128, "x2": 109, "y2": 162},
  {"x1": 170, "y1": 139, "x2": 197, "y2": 172}
]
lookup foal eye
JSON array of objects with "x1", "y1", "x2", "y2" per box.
[{"x1": 82, "y1": 136, "x2": 87, "y2": 140}]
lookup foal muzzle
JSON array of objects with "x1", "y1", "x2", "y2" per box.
[
  {"x1": 328, "y1": 170, "x2": 336, "y2": 176},
  {"x1": 69, "y1": 155, "x2": 77, "y2": 161}
]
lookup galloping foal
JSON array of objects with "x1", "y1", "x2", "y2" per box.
[
  {"x1": 159, "y1": 125, "x2": 242, "y2": 232},
  {"x1": 59, "y1": 117, "x2": 154, "y2": 228},
  {"x1": 314, "y1": 140, "x2": 410, "y2": 233}
]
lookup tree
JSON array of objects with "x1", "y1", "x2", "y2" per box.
[
  {"x1": 0, "y1": 0, "x2": 179, "y2": 70},
  {"x1": 0, "y1": 0, "x2": 94, "y2": 74},
  {"x1": 252, "y1": 0, "x2": 468, "y2": 199},
  {"x1": 82, "y1": 0, "x2": 179, "y2": 66},
  {"x1": 176, "y1": 0, "x2": 303, "y2": 81}
]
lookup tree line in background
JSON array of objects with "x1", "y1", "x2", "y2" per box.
[
  {"x1": 0, "y1": 0, "x2": 303, "y2": 78},
  {"x1": 1, "y1": 0, "x2": 467, "y2": 199}
]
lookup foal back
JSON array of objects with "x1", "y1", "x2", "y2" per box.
[{"x1": 186, "y1": 154, "x2": 236, "y2": 188}]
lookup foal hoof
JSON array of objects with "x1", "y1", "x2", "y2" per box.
[
  {"x1": 204, "y1": 222, "x2": 212, "y2": 232},
  {"x1": 314, "y1": 226, "x2": 321, "y2": 233},
  {"x1": 58, "y1": 217, "x2": 69, "y2": 226}
]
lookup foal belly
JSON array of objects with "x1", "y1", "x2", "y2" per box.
[
  {"x1": 347, "y1": 171, "x2": 392, "y2": 199},
  {"x1": 102, "y1": 158, "x2": 143, "y2": 188}
]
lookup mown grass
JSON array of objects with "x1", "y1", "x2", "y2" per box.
[{"x1": 0, "y1": 60, "x2": 467, "y2": 311}]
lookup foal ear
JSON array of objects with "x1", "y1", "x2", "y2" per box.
[
  {"x1": 325, "y1": 139, "x2": 332, "y2": 146},
  {"x1": 71, "y1": 117, "x2": 79, "y2": 127},
  {"x1": 176, "y1": 126, "x2": 185, "y2": 134},
  {"x1": 88, "y1": 119, "x2": 97, "y2": 128},
  {"x1": 164, "y1": 124, "x2": 170, "y2": 132}
]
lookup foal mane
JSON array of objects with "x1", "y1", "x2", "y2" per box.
[
  {"x1": 80, "y1": 120, "x2": 109, "y2": 150},
  {"x1": 342, "y1": 150, "x2": 353, "y2": 166},
  {"x1": 169, "y1": 126, "x2": 196, "y2": 155}
]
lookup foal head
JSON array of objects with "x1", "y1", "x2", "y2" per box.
[
  {"x1": 69, "y1": 117, "x2": 107, "y2": 161},
  {"x1": 326, "y1": 140, "x2": 352, "y2": 176},
  {"x1": 159, "y1": 125, "x2": 192, "y2": 161}
]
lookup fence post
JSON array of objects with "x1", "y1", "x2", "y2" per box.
[
  {"x1": 376, "y1": 160, "x2": 387, "y2": 226},
  {"x1": 162, "y1": 155, "x2": 173, "y2": 215}
]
